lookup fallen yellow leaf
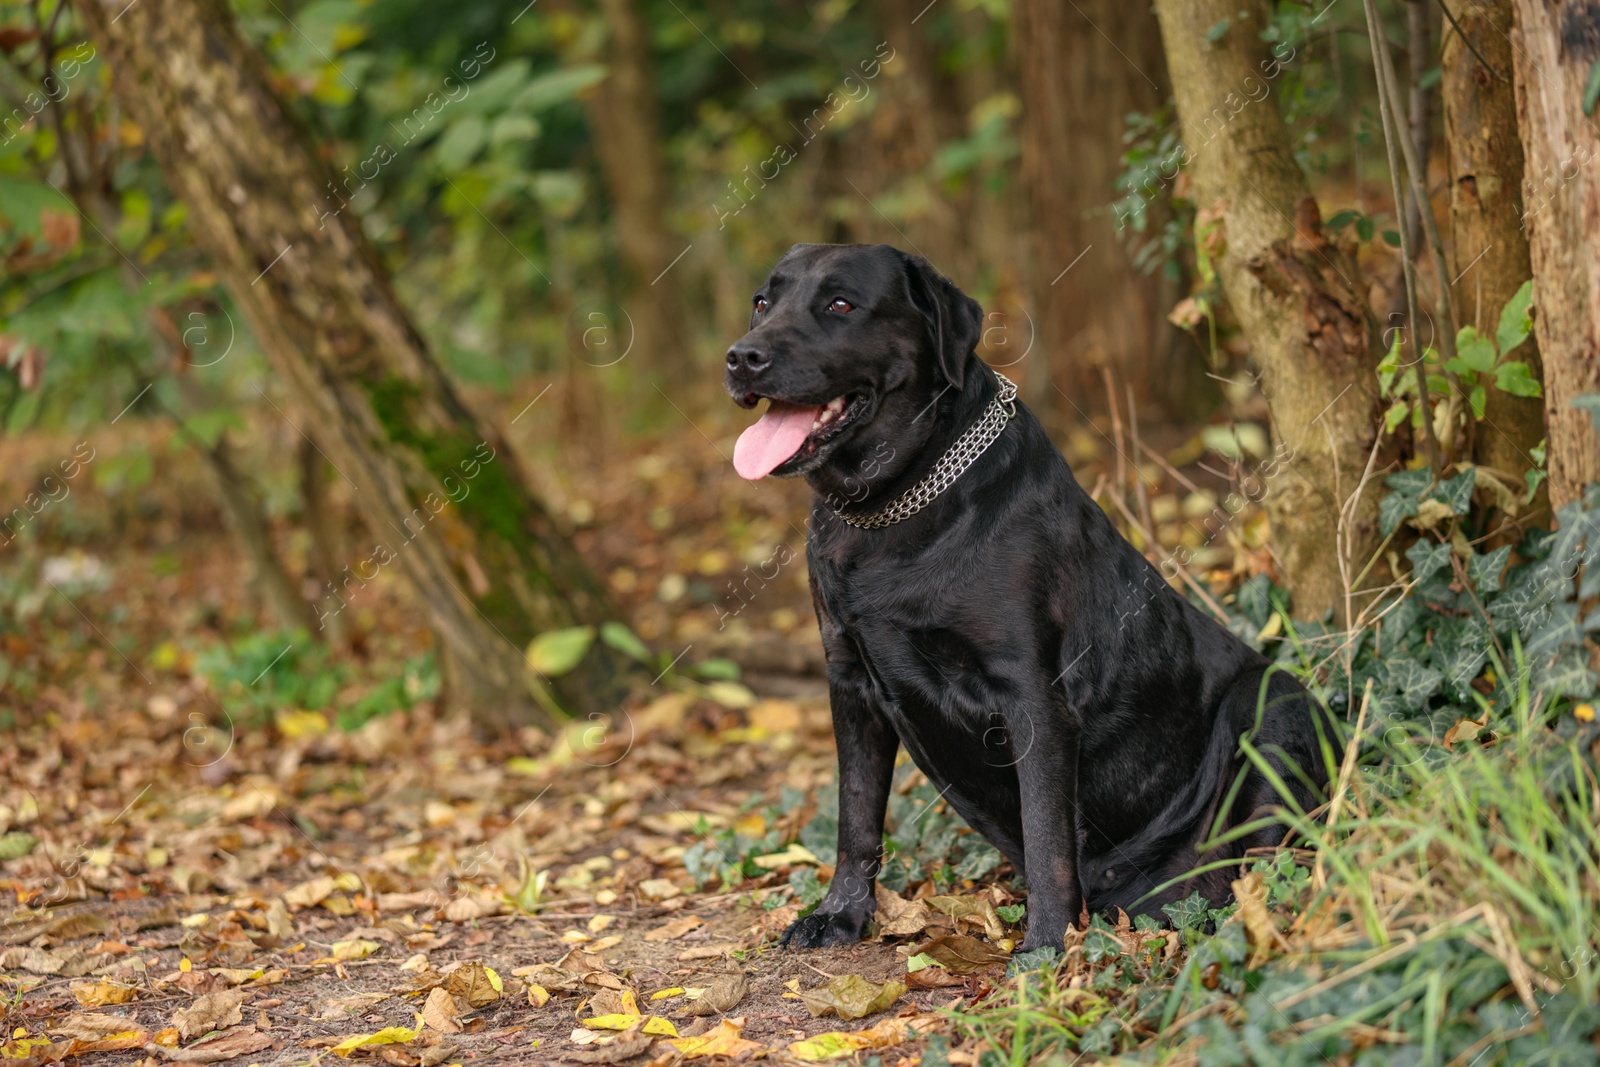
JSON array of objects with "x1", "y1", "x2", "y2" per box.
[
  {"x1": 329, "y1": 939, "x2": 380, "y2": 961},
  {"x1": 669, "y1": 1017, "x2": 763, "y2": 1059},
  {"x1": 582, "y1": 1014, "x2": 677, "y2": 1037},
  {"x1": 787, "y1": 1014, "x2": 942, "y2": 1061},
  {"x1": 332, "y1": 1024, "x2": 421, "y2": 1057}
]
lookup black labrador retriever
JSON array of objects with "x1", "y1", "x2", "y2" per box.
[{"x1": 725, "y1": 243, "x2": 1333, "y2": 952}]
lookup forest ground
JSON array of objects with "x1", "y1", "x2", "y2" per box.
[{"x1": 7, "y1": 386, "x2": 1220, "y2": 1066}]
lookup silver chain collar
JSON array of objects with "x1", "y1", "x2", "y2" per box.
[{"x1": 833, "y1": 372, "x2": 1018, "y2": 529}]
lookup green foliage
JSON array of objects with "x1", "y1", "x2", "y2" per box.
[{"x1": 191, "y1": 629, "x2": 437, "y2": 731}]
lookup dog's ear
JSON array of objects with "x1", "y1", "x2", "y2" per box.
[{"x1": 902, "y1": 253, "x2": 982, "y2": 390}]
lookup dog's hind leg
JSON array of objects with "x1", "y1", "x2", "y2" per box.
[{"x1": 1088, "y1": 667, "x2": 1334, "y2": 920}]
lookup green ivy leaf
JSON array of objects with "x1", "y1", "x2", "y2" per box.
[
  {"x1": 525, "y1": 625, "x2": 595, "y2": 677},
  {"x1": 1356, "y1": 216, "x2": 1375, "y2": 242},
  {"x1": 1206, "y1": 17, "x2": 1231, "y2": 42},
  {"x1": 1433, "y1": 467, "x2": 1476, "y2": 515},
  {"x1": 1454, "y1": 326, "x2": 1498, "y2": 374},
  {"x1": 1382, "y1": 229, "x2": 1402, "y2": 248},
  {"x1": 1388, "y1": 657, "x2": 1444, "y2": 708},
  {"x1": 1380, "y1": 468, "x2": 1433, "y2": 537},
  {"x1": 1162, "y1": 891, "x2": 1211, "y2": 933},
  {"x1": 1495, "y1": 279, "x2": 1534, "y2": 355},
  {"x1": 1406, "y1": 538, "x2": 1454, "y2": 583},
  {"x1": 1326, "y1": 209, "x2": 1360, "y2": 232},
  {"x1": 1467, "y1": 545, "x2": 1513, "y2": 593},
  {"x1": 599, "y1": 621, "x2": 651, "y2": 661},
  {"x1": 692, "y1": 657, "x2": 741, "y2": 681},
  {"x1": 1082, "y1": 927, "x2": 1124, "y2": 963},
  {"x1": 1494, "y1": 360, "x2": 1542, "y2": 398},
  {"x1": 1384, "y1": 399, "x2": 1411, "y2": 433}
]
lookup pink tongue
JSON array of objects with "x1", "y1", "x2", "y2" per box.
[{"x1": 734, "y1": 401, "x2": 821, "y2": 479}]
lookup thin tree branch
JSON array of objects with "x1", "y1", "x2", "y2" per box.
[{"x1": 1364, "y1": 0, "x2": 1442, "y2": 473}]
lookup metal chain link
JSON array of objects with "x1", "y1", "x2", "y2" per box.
[{"x1": 835, "y1": 372, "x2": 1018, "y2": 529}]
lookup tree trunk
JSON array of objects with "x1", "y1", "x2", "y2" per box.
[
  {"x1": 1015, "y1": 0, "x2": 1198, "y2": 423},
  {"x1": 1153, "y1": 0, "x2": 1390, "y2": 621},
  {"x1": 1443, "y1": 0, "x2": 1547, "y2": 527},
  {"x1": 584, "y1": 0, "x2": 695, "y2": 380},
  {"x1": 297, "y1": 436, "x2": 349, "y2": 646},
  {"x1": 41, "y1": 82, "x2": 316, "y2": 639},
  {"x1": 200, "y1": 434, "x2": 316, "y2": 633},
  {"x1": 76, "y1": 0, "x2": 637, "y2": 730},
  {"x1": 1510, "y1": 0, "x2": 1600, "y2": 510}
]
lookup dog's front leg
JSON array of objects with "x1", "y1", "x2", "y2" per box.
[
  {"x1": 1015, "y1": 714, "x2": 1083, "y2": 953},
  {"x1": 781, "y1": 668, "x2": 896, "y2": 948}
]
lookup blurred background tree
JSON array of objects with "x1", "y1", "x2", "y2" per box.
[{"x1": 2, "y1": 0, "x2": 1590, "y2": 727}]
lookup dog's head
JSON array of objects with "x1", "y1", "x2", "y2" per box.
[{"x1": 724, "y1": 243, "x2": 982, "y2": 486}]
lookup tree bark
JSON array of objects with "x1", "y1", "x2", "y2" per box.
[
  {"x1": 1442, "y1": 0, "x2": 1547, "y2": 526},
  {"x1": 1510, "y1": 0, "x2": 1600, "y2": 510},
  {"x1": 200, "y1": 434, "x2": 316, "y2": 633},
  {"x1": 297, "y1": 436, "x2": 349, "y2": 646},
  {"x1": 1153, "y1": 0, "x2": 1390, "y2": 621},
  {"x1": 584, "y1": 0, "x2": 695, "y2": 379},
  {"x1": 1015, "y1": 0, "x2": 1198, "y2": 423},
  {"x1": 76, "y1": 0, "x2": 637, "y2": 729}
]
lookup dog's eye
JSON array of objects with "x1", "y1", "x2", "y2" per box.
[
  {"x1": 828, "y1": 298, "x2": 855, "y2": 314},
  {"x1": 754, "y1": 296, "x2": 769, "y2": 313}
]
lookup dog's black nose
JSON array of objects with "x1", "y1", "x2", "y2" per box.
[{"x1": 725, "y1": 344, "x2": 771, "y2": 374}]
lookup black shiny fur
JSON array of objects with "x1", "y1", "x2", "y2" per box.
[{"x1": 725, "y1": 244, "x2": 1334, "y2": 952}]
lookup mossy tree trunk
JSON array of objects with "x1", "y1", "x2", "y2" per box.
[
  {"x1": 1510, "y1": 0, "x2": 1600, "y2": 511},
  {"x1": 1443, "y1": 0, "x2": 1548, "y2": 532},
  {"x1": 1153, "y1": 0, "x2": 1391, "y2": 622},
  {"x1": 76, "y1": 0, "x2": 636, "y2": 730}
]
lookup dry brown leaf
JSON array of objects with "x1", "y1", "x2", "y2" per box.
[
  {"x1": 444, "y1": 962, "x2": 503, "y2": 1008},
  {"x1": 441, "y1": 895, "x2": 504, "y2": 922},
  {"x1": 874, "y1": 883, "x2": 935, "y2": 937},
  {"x1": 71, "y1": 980, "x2": 137, "y2": 1006},
  {"x1": 914, "y1": 934, "x2": 1009, "y2": 975},
  {"x1": 566, "y1": 1035, "x2": 655, "y2": 1063},
  {"x1": 926, "y1": 895, "x2": 1005, "y2": 940},
  {"x1": 797, "y1": 974, "x2": 906, "y2": 1020},
  {"x1": 684, "y1": 971, "x2": 746, "y2": 1015},
  {"x1": 1231, "y1": 869, "x2": 1283, "y2": 967},
  {"x1": 282, "y1": 876, "x2": 337, "y2": 909},
  {"x1": 172, "y1": 989, "x2": 248, "y2": 1042},
  {"x1": 644, "y1": 915, "x2": 703, "y2": 941},
  {"x1": 50, "y1": 1012, "x2": 141, "y2": 1041},
  {"x1": 318, "y1": 993, "x2": 390, "y2": 1019},
  {"x1": 420, "y1": 987, "x2": 462, "y2": 1034},
  {"x1": 905, "y1": 965, "x2": 966, "y2": 989},
  {"x1": 147, "y1": 1025, "x2": 273, "y2": 1063}
]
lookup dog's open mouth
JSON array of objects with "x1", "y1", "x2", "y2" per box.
[{"x1": 733, "y1": 393, "x2": 864, "y2": 480}]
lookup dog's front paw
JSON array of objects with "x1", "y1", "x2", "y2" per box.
[
  {"x1": 1017, "y1": 920, "x2": 1070, "y2": 955},
  {"x1": 780, "y1": 909, "x2": 870, "y2": 949}
]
